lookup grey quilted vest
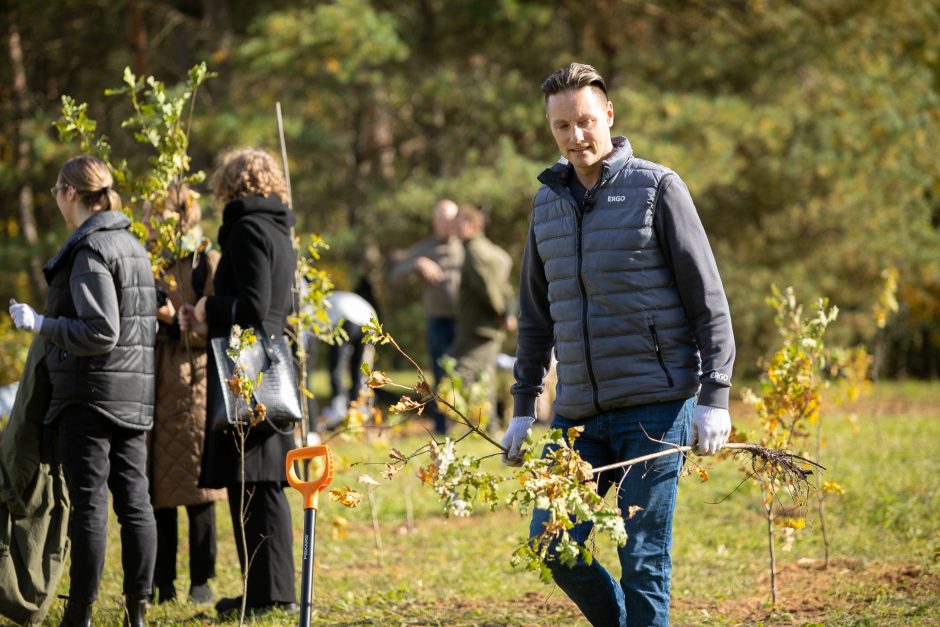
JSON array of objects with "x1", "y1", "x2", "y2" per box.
[
  {"x1": 42, "y1": 211, "x2": 156, "y2": 430},
  {"x1": 532, "y1": 138, "x2": 701, "y2": 419}
]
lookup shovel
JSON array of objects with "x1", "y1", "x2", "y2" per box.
[{"x1": 286, "y1": 444, "x2": 335, "y2": 627}]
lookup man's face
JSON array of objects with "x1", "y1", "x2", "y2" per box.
[
  {"x1": 455, "y1": 216, "x2": 479, "y2": 241},
  {"x1": 431, "y1": 203, "x2": 458, "y2": 238},
  {"x1": 545, "y1": 86, "x2": 614, "y2": 176}
]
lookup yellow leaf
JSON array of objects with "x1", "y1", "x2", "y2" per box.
[
  {"x1": 329, "y1": 486, "x2": 363, "y2": 508},
  {"x1": 821, "y1": 479, "x2": 845, "y2": 495}
]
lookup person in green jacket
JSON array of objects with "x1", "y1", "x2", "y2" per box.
[{"x1": 448, "y1": 204, "x2": 514, "y2": 426}]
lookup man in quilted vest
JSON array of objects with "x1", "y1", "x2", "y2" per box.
[{"x1": 503, "y1": 62, "x2": 735, "y2": 626}]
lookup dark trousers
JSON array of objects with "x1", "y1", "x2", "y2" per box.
[
  {"x1": 58, "y1": 407, "x2": 156, "y2": 603},
  {"x1": 154, "y1": 502, "x2": 217, "y2": 589},
  {"x1": 226, "y1": 482, "x2": 296, "y2": 606},
  {"x1": 426, "y1": 316, "x2": 456, "y2": 434},
  {"x1": 328, "y1": 322, "x2": 367, "y2": 401}
]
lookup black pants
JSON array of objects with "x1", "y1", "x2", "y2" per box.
[
  {"x1": 426, "y1": 316, "x2": 456, "y2": 434},
  {"x1": 226, "y1": 482, "x2": 296, "y2": 606},
  {"x1": 58, "y1": 407, "x2": 156, "y2": 602},
  {"x1": 328, "y1": 322, "x2": 367, "y2": 401},
  {"x1": 154, "y1": 502, "x2": 217, "y2": 589}
]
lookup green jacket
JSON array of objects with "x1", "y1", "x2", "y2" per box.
[
  {"x1": 0, "y1": 336, "x2": 70, "y2": 626},
  {"x1": 456, "y1": 234, "x2": 513, "y2": 342}
]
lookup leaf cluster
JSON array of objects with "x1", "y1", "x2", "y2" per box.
[
  {"x1": 508, "y1": 427, "x2": 627, "y2": 583},
  {"x1": 53, "y1": 64, "x2": 214, "y2": 287},
  {"x1": 221, "y1": 325, "x2": 267, "y2": 428}
]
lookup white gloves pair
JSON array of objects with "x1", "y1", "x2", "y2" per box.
[
  {"x1": 500, "y1": 404, "x2": 731, "y2": 466},
  {"x1": 8, "y1": 299, "x2": 43, "y2": 334}
]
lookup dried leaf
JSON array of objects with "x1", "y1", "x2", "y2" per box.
[
  {"x1": 417, "y1": 463, "x2": 437, "y2": 485},
  {"x1": 358, "y1": 474, "x2": 379, "y2": 487},
  {"x1": 329, "y1": 486, "x2": 363, "y2": 508},
  {"x1": 367, "y1": 370, "x2": 393, "y2": 389},
  {"x1": 389, "y1": 448, "x2": 407, "y2": 462},
  {"x1": 389, "y1": 396, "x2": 423, "y2": 414},
  {"x1": 381, "y1": 463, "x2": 400, "y2": 480},
  {"x1": 415, "y1": 379, "x2": 433, "y2": 397},
  {"x1": 625, "y1": 505, "x2": 644, "y2": 520}
]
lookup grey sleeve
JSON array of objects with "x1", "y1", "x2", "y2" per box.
[
  {"x1": 654, "y1": 174, "x2": 735, "y2": 409},
  {"x1": 510, "y1": 218, "x2": 555, "y2": 417},
  {"x1": 388, "y1": 237, "x2": 430, "y2": 287},
  {"x1": 40, "y1": 249, "x2": 121, "y2": 356}
]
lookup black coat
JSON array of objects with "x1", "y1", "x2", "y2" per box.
[{"x1": 199, "y1": 195, "x2": 297, "y2": 487}]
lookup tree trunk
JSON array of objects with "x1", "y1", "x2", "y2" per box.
[
  {"x1": 201, "y1": 0, "x2": 232, "y2": 57},
  {"x1": 8, "y1": 21, "x2": 47, "y2": 301},
  {"x1": 127, "y1": 0, "x2": 149, "y2": 76},
  {"x1": 766, "y1": 503, "x2": 778, "y2": 605}
]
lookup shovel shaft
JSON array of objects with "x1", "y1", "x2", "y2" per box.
[
  {"x1": 299, "y1": 508, "x2": 316, "y2": 627},
  {"x1": 287, "y1": 445, "x2": 333, "y2": 627}
]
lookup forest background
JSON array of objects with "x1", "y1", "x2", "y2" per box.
[{"x1": 1, "y1": 0, "x2": 939, "y2": 382}]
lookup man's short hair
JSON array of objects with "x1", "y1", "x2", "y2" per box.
[{"x1": 540, "y1": 62, "x2": 608, "y2": 105}]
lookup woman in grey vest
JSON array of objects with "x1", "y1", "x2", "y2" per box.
[{"x1": 9, "y1": 155, "x2": 158, "y2": 627}]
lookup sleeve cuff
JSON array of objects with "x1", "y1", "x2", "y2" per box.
[
  {"x1": 512, "y1": 394, "x2": 538, "y2": 419},
  {"x1": 698, "y1": 382, "x2": 730, "y2": 409},
  {"x1": 38, "y1": 316, "x2": 53, "y2": 338}
]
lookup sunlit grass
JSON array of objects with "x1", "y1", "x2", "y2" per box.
[{"x1": 30, "y1": 384, "x2": 940, "y2": 626}]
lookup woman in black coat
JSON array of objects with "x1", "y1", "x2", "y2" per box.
[{"x1": 181, "y1": 147, "x2": 297, "y2": 617}]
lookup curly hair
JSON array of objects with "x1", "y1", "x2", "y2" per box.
[{"x1": 209, "y1": 147, "x2": 288, "y2": 205}]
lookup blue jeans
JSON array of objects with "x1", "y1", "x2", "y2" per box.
[
  {"x1": 529, "y1": 397, "x2": 693, "y2": 627},
  {"x1": 426, "y1": 316, "x2": 456, "y2": 434}
]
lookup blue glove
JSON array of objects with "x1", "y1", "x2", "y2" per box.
[{"x1": 501, "y1": 416, "x2": 535, "y2": 466}]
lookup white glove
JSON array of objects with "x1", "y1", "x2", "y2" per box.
[
  {"x1": 690, "y1": 404, "x2": 731, "y2": 456},
  {"x1": 501, "y1": 416, "x2": 535, "y2": 466},
  {"x1": 9, "y1": 299, "x2": 43, "y2": 334}
]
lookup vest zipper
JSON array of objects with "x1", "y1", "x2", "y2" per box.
[
  {"x1": 576, "y1": 207, "x2": 603, "y2": 415},
  {"x1": 649, "y1": 322, "x2": 675, "y2": 387}
]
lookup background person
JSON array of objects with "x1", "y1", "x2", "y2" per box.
[
  {"x1": 180, "y1": 147, "x2": 297, "y2": 618},
  {"x1": 144, "y1": 185, "x2": 225, "y2": 605},
  {"x1": 388, "y1": 198, "x2": 463, "y2": 434},
  {"x1": 319, "y1": 289, "x2": 377, "y2": 430},
  {"x1": 8, "y1": 154, "x2": 157, "y2": 627},
  {"x1": 449, "y1": 204, "x2": 514, "y2": 428},
  {"x1": 505, "y1": 62, "x2": 735, "y2": 626}
]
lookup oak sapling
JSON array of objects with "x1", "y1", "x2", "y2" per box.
[{"x1": 330, "y1": 316, "x2": 822, "y2": 583}]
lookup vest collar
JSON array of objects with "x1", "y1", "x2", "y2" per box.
[
  {"x1": 43, "y1": 210, "x2": 131, "y2": 280},
  {"x1": 537, "y1": 136, "x2": 634, "y2": 199}
]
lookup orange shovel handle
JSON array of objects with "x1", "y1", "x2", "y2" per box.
[{"x1": 286, "y1": 445, "x2": 335, "y2": 511}]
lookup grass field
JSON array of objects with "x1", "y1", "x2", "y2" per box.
[{"x1": 12, "y1": 382, "x2": 939, "y2": 626}]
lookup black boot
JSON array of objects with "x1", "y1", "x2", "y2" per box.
[
  {"x1": 123, "y1": 595, "x2": 148, "y2": 627},
  {"x1": 59, "y1": 600, "x2": 93, "y2": 627}
]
